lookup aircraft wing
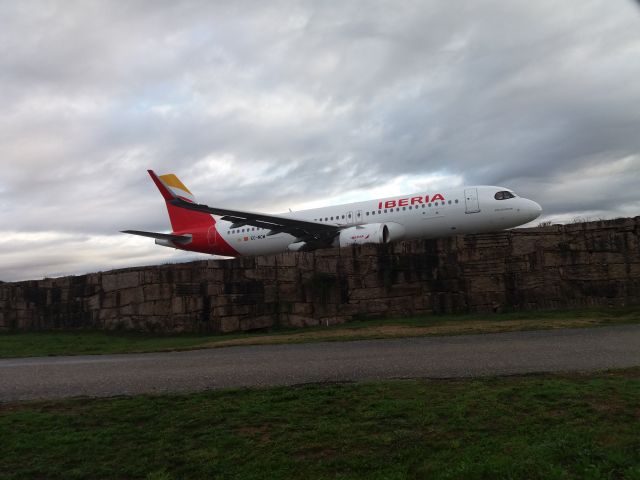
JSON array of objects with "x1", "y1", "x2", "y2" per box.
[{"x1": 169, "y1": 197, "x2": 340, "y2": 241}]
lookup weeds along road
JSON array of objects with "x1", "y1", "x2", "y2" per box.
[{"x1": 1, "y1": 325, "x2": 640, "y2": 402}]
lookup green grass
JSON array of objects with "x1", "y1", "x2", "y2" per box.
[
  {"x1": 0, "y1": 330, "x2": 215, "y2": 358},
  {"x1": 1, "y1": 307, "x2": 640, "y2": 358},
  {"x1": 1, "y1": 369, "x2": 639, "y2": 479}
]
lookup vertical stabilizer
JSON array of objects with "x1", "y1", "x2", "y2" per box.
[{"x1": 147, "y1": 170, "x2": 214, "y2": 232}]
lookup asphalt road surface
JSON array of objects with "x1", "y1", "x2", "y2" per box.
[{"x1": 2, "y1": 325, "x2": 639, "y2": 402}]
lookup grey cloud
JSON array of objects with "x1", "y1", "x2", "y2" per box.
[{"x1": 1, "y1": 0, "x2": 640, "y2": 280}]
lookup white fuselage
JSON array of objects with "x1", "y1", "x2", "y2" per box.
[{"x1": 217, "y1": 186, "x2": 542, "y2": 255}]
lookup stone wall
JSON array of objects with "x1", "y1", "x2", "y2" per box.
[{"x1": 1, "y1": 217, "x2": 639, "y2": 333}]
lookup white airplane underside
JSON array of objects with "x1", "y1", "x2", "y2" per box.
[{"x1": 122, "y1": 170, "x2": 542, "y2": 257}]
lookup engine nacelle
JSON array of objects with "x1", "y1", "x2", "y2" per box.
[
  {"x1": 288, "y1": 241, "x2": 308, "y2": 252},
  {"x1": 384, "y1": 222, "x2": 406, "y2": 242},
  {"x1": 338, "y1": 223, "x2": 389, "y2": 247}
]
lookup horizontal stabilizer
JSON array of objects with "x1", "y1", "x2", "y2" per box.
[{"x1": 121, "y1": 230, "x2": 192, "y2": 244}]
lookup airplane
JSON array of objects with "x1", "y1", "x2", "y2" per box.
[{"x1": 122, "y1": 170, "x2": 542, "y2": 256}]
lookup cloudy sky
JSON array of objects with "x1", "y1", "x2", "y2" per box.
[{"x1": 1, "y1": 0, "x2": 640, "y2": 281}]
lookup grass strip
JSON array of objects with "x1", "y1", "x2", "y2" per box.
[
  {"x1": 1, "y1": 369, "x2": 639, "y2": 479},
  {"x1": 1, "y1": 306, "x2": 639, "y2": 358}
]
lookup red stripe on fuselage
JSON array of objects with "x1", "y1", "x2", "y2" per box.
[{"x1": 168, "y1": 211, "x2": 240, "y2": 257}]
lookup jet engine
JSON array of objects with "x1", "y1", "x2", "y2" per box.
[
  {"x1": 337, "y1": 222, "x2": 406, "y2": 247},
  {"x1": 337, "y1": 223, "x2": 384, "y2": 247},
  {"x1": 287, "y1": 241, "x2": 308, "y2": 252},
  {"x1": 287, "y1": 222, "x2": 406, "y2": 251}
]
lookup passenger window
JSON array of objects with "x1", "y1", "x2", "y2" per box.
[
  {"x1": 372, "y1": 211, "x2": 376, "y2": 215},
  {"x1": 402, "y1": 206, "x2": 406, "y2": 211},
  {"x1": 409, "y1": 206, "x2": 412, "y2": 210},
  {"x1": 448, "y1": 200, "x2": 452, "y2": 204},
  {"x1": 366, "y1": 212, "x2": 369, "y2": 216}
]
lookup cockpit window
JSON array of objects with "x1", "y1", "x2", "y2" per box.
[{"x1": 495, "y1": 191, "x2": 516, "y2": 200}]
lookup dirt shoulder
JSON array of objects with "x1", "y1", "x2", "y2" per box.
[{"x1": 204, "y1": 316, "x2": 628, "y2": 348}]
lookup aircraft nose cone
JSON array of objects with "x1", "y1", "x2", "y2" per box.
[
  {"x1": 532, "y1": 200, "x2": 542, "y2": 213},
  {"x1": 527, "y1": 200, "x2": 542, "y2": 221}
]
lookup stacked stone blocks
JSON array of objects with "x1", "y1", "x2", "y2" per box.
[{"x1": 1, "y1": 217, "x2": 638, "y2": 332}]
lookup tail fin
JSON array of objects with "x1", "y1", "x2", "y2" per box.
[{"x1": 148, "y1": 170, "x2": 214, "y2": 232}]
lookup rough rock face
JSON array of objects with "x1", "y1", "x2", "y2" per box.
[{"x1": 1, "y1": 217, "x2": 639, "y2": 333}]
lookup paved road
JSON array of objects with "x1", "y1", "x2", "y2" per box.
[{"x1": 1, "y1": 325, "x2": 639, "y2": 402}]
